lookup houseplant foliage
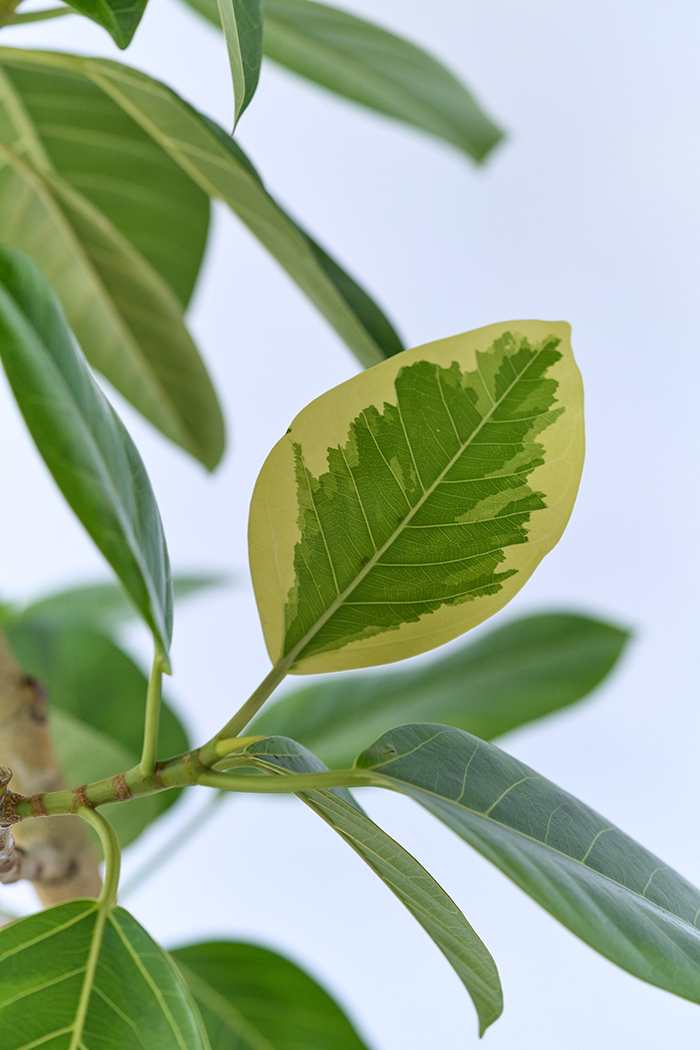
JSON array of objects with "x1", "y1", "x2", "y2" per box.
[{"x1": 0, "y1": 2, "x2": 694, "y2": 1047}]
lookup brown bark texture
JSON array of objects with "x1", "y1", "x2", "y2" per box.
[{"x1": 0, "y1": 629, "x2": 101, "y2": 905}]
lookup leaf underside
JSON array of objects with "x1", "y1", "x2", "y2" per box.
[
  {"x1": 357, "y1": 723, "x2": 700, "y2": 1006},
  {"x1": 63, "y1": 0, "x2": 147, "y2": 48},
  {"x1": 217, "y1": 0, "x2": 263, "y2": 125}
]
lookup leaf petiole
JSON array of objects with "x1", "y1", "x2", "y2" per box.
[
  {"x1": 78, "y1": 806, "x2": 121, "y2": 908},
  {"x1": 140, "y1": 652, "x2": 165, "y2": 779}
]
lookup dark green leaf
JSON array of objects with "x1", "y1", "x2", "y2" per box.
[
  {"x1": 357, "y1": 723, "x2": 700, "y2": 1005},
  {"x1": 218, "y1": 0, "x2": 262, "y2": 125},
  {"x1": 173, "y1": 940, "x2": 371, "y2": 1049},
  {"x1": 63, "y1": 0, "x2": 146, "y2": 48},
  {"x1": 0, "y1": 48, "x2": 398, "y2": 368},
  {"x1": 0, "y1": 52, "x2": 223, "y2": 468},
  {"x1": 253, "y1": 613, "x2": 630, "y2": 766},
  {"x1": 244, "y1": 737, "x2": 503, "y2": 1035},
  {"x1": 15, "y1": 574, "x2": 227, "y2": 637},
  {"x1": 0, "y1": 245, "x2": 173, "y2": 659},
  {"x1": 0, "y1": 901, "x2": 209, "y2": 1049},
  {"x1": 178, "y1": 0, "x2": 503, "y2": 161},
  {"x1": 5, "y1": 622, "x2": 190, "y2": 846}
]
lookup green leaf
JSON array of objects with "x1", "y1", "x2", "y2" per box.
[
  {"x1": 243, "y1": 736, "x2": 503, "y2": 1035},
  {"x1": 357, "y1": 723, "x2": 700, "y2": 1006},
  {"x1": 4, "y1": 621, "x2": 190, "y2": 846},
  {"x1": 177, "y1": 0, "x2": 503, "y2": 162},
  {"x1": 14, "y1": 574, "x2": 227, "y2": 637},
  {"x1": 0, "y1": 52, "x2": 223, "y2": 469},
  {"x1": 172, "y1": 940, "x2": 372, "y2": 1049},
  {"x1": 250, "y1": 321, "x2": 584, "y2": 674},
  {"x1": 0, "y1": 48, "x2": 399, "y2": 369},
  {"x1": 217, "y1": 0, "x2": 262, "y2": 126},
  {"x1": 62, "y1": 0, "x2": 147, "y2": 49},
  {"x1": 264, "y1": 0, "x2": 503, "y2": 162},
  {"x1": 0, "y1": 245, "x2": 173, "y2": 660},
  {"x1": 253, "y1": 613, "x2": 630, "y2": 766},
  {"x1": 0, "y1": 900, "x2": 209, "y2": 1049}
]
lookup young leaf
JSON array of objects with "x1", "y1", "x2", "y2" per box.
[
  {"x1": 357, "y1": 723, "x2": 700, "y2": 1006},
  {"x1": 0, "y1": 245, "x2": 173, "y2": 660},
  {"x1": 0, "y1": 54, "x2": 223, "y2": 469},
  {"x1": 250, "y1": 321, "x2": 584, "y2": 674},
  {"x1": 217, "y1": 0, "x2": 262, "y2": 126},
  {"x1": 264, "y1": 0, "x2": 503, "y2": 162},
  {"x1": 243, "y1": 737, "x2": 503, "y2": 1035},
  {"x1": 252, "y1": 612, "x2": 630, "y2": 766},
  {"x1": 0, "y1": 900, "x2": 209, "y2": 1049},
  {"x1": 0, "y1": 48, "x2": 399, "y2": 369},
  {"x1": 61, "y1": 0, "x2": 147, "y2": 49},
  {"x1": 177, "y1": 0, "x2": 503, "y2": 162},
  {"x1": 172, "y1": 940, "x2": 371, "y2": 1049},
  {"x1": 5, "y1": 622, "x2": 190, "y2": 845},
  {"x1": 14, "y1": 574, "x2": 227, "y2": 637}
]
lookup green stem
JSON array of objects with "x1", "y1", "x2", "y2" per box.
[
  {"x1": 199, "y1": 659, "x2": 291, "y2": 766},
  {"x1": 140, "y1": 653, "x2": 164, "y2": 778},
  {"x1": 198, "y1": 769, "x2": 379, "y2": 793},
  {"x1": 9, "y1": 5, "x2": 71, "y2": 21},
  {"x1": 120, "y1": 790, "x2": 228, "y2": 900},
  {"x1": 78, "y1": 806, "x2": 121, "y2": 908}
]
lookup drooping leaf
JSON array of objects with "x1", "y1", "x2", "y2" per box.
[
  {"x1": 62, "y1": 0, "x2": 147, "y2": 49},
  {"x1": 0, "y1": 245, "x2": 173, "y2": 660},
  {"x1": 357, "y1": 723, "x2": 700, "y2": 1006},
  {"x1": 217, "y1": 0, "x2": 262, "y2": 125},
  {"x1": 4, "y1": 622, "x2": 190, "y2": 846},
  {"x1": 242, "y1": 737, "x2": 503, "y2": 1035},
  {"x1": 172, "y1": 940, "x2": 372, "y2": 1049},
  {"x1": 14, "y1": 574, "x2": 227, "y2": 637},
  {"x1": 0, "y1": 48, "x2": 400, "y2": 368},
  {"x1": 177, "y1": 0, "x2": 503, "y2": 162},
  {"x1": 0, "y1": 52, "x2": 223, "y2": 468},
  {"x1": 253, "y1": 613, "x2": 630, "y2": 766},
  {"x1": 0, "y1": 900, "x2": 209, "y2": 1049},
  {"x1": 250, "y1": 321, "x2": 584, "y2": 674}
]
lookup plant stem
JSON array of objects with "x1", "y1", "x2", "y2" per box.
[
  {"x1": 198, "y1": 769, "x2": 379, "y2": 793},
  {"x1": 120, "y1": 790, "x2": 228, "y2": 900},
  {"x1": 78, "y1": 806, "x2": 121, "y2": 908},
  {"x1": 199, "y1": 659, "x2": 291, "y2": 766},
  {"x1": 9, "y1": 5, "x2": 71, "y2": 21},
  {"x1": 140, "y1": 653, "x2": 164, "y2": 778}
]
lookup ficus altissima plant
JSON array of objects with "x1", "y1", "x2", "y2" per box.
[{"x1": 0, "y1": 2, "x2": 694, "y2": 1048}]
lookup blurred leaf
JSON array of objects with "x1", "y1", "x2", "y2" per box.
[
  {"x1": 250, "y1": 322, "x2": 584, "y2": 674},
  {"x1": 62, "y1": 0, "x2": 147, "y2": 48},
  {"x1": 5, "y1": 622, "x2": 190, "y2": 846},
  {"x1": 244, "y1": 736, "x2": 503, "y2": 1035},
  {"x1": 0, "y1": 52, "x2": 223, "y2": 468},
  {"x1": 179, "y1": 0, "x2": 503, "y2": 161},
  {"x1": 173, "y1": 940, "x2": 371, "y2": 1049},
  {"x1": 357, "y1": 723, "x2": 700, "y2": 1006},
  {"x1": 0, "y1": 245, "x2": 173, "y2": 659},
  {"x1": 0, "y1": 901, "x2": 209, "y2": 1049},
  {"x1": 0, "y1": 48, "x2": 399, "y2": 369},
  {"x1": 17, "y1": 574, "x2": 228, "y2": 637},
  {"x1": 253, "y1": 613, "x2": 630, "y2": 765},
  {"x1": 218, "y1": 0, "x2": 262, "y2": 125}
]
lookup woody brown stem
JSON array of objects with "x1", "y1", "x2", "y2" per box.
[{"x1": 0, "y1": 630, "x2": 101, "y2": 905}]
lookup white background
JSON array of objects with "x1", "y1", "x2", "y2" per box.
[{"x1": 2, "y1": 1, "x2": 700, "y2": 1046}]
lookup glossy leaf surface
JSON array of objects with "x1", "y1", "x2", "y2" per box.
[
  {"x1": 0, "y1": 900, "x2": 209, "y2": 1049},
  {"x1": 250, "y1": 321, "x2": 584, "y2": 674},
  {"x1": 0, "y1": 246, "x2": 173, "y2": 659},
  {"x1": 357, "y1": 723, "x2": 700, "y2": 1005},
  {"x1": 253, "y1": 613, "x2": 629, "y2": 765},
  {"x1": 5, "y1": 622, "x2": 190, "y2": 846},
  {"x1": 244, "y1": 737, "x2": 503, "y2": 1035},
  {"x1": 0, "y1": 47, "x2": 399, "y2": 367},
  {"x1": 173, "y1": 940, "x2": 371, "y2": 1049},
  {"x1": 179, "y1": 0, "x2": 502, "y2": 161},
  {"x1": 218, "y1": 0, "x2": 262, "y2": 125},
  {"x1": 0, "y1": 52, "x2": 222, "y2": 468}
]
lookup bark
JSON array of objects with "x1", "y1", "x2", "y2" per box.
[{"x1": 0, "y1": 630, "x2": 101, "y2": 905}]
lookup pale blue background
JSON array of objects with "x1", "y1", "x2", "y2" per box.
[{"x1": 1, "y1": 2, "x2": 699, "y2": 1047}]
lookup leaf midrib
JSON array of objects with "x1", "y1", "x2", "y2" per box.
[{"x1": 284, "y1": 346, "x2": 547, "y2": 666}]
